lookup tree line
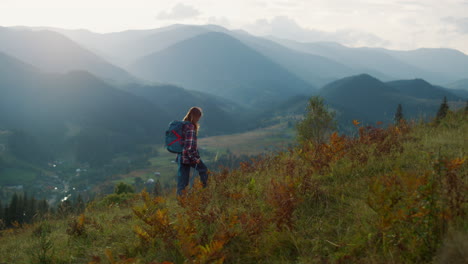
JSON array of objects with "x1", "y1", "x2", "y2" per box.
[{"x1": 0, "y1": 192, "x2": 85, "y2": 229}]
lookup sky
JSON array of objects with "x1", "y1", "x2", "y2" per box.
[{"x1": 1, "y1": 0, "x2": 468, "y2": 54}]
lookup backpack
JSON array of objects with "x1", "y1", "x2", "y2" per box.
[{"x1": 165, "y1": 120, "x2": 190, "y2": 153}]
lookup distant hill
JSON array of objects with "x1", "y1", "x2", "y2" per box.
[
  {"x1": 0, "y1": 27, "x2": 136, "y2": 83},
  {"x1": 129, "y1": 32, "x2": 315, "y2": 107},
  {"x1": 47, "y1": 24, "x2": 357, "y2": 87},
  {"x1": 386, "y1": 79, "x2": 462, "y2": 101},
  {"x1": 447, "y1": 78, "x2": 468, "y2": 91},
  {"x1": 45, "y1": 24, "x2": 212, "y2": 66},
  {"x1": 320, "y1": 74, "x2": 400, "y2": 122},
  {"x1": 445, "y1": 79, "x2": 468, "y2": 98},
  {"x1": 0, "y1": 52, "x2": 169, "y2": 165},
  {"x1": 383, "y1": 48, "x2": 468, "y2": 82},
  {"x1": 38, "y1": 24, "x2": 468, "y2": 88},
  {"x1": 318, "y1": 74, "x2": 447, "y2": 124},
  {"x1": 272, "y1": 38, "x2": 459, "y2": 84},
  {"x1": 121, "y1": 83, "x2": 248, "y2": 135},
  {"x1": 229, "y1": 32, "x2": 356, "y2": 87}
]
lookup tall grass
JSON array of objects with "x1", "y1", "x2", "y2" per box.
[{"x1": 0, "y1": 111, "x2": 466, "y2": 263}]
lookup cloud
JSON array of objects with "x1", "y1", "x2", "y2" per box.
[
  {"x1": 244, "y1": 16, "x2": 390, "y2": 47},
  {"x1": 396, "y1": 1, "x2": 429, "y2": 7},
  {"x1": 443, "y1": 16, "x2": 468, "y2": 34},
  {"x1": 156, "y1": 3, "x2": 200, "y2": 20},
  {"x1": 207, "y1": 16, "x2": 231, "y2": 28}
]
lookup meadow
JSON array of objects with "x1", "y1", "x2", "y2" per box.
[{"x1": 0, "y1": 110, "x2": 466, "y2": 264}]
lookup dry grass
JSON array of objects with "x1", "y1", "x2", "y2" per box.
[{"x1": 199, "y1": 123, "x2": 294, "y2": 155}]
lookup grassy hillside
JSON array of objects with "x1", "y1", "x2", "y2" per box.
[{"x1": 1, "y1": 109, "x2": 466, "y2": 263}]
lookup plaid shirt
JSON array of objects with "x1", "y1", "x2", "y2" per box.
[{"x1": 181, "y1": 123, "x2": 200, "y2": 164}]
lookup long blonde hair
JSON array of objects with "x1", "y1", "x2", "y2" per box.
[{"x1": 183, "y1": 107, "x2": 203, "y2": 133}]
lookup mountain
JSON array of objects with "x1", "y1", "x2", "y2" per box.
[
  {"x1": 446, "y1": 78, "x2": 468, "y2": 91},
  {"x1": 228, "y1": 32, "x2": 356, "y2": 87},
  {"x1": 382, "y1": 48, "x2": 468, "y2": 81},
  {"x1": 120, "y1": 83, "x2": 248, "y2": 135},
  {"x1": 445, "y1": 79, "x2": 468, "y2": 98},
  {"x1": 43, "y1": 24, "x2": 212, "y2": 66},
  {"x1": 129, "y1": 31, "x2": 315, "y2": 107},
  {"x1": 46, "y1": 25, "x2": 356, "y2": 87},
  {"x1": 320, "y1": 74, "x2": 399, "y2": 121},
  {"x1": 0, "y1": 52, "x2": 169, "y2": 165},
  {"x1": 22, "y1": 24, "x2": 468, "y2": 87},
  {"x1": 319, "y1": 74, "x2": 443, "y2": 123},
  {"x1": 0, "y1": 27, "x2": 136, "y2": 83},
  {"x1": 386, "y1": 79, "x2": 462, "y2": 101},
  {"x1": 272, "y1": 38, "x2": 457, "y2": 84}
]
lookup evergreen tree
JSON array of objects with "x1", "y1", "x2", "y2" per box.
[
  {"x1": 436, "y1": 96, "x2": 449, "y2": 122},
  {"x1": 26, "y1": 195, "x2": 37, "y2": 222},
  {"x1": 0, "y1": 200, "x2": 4, "y2": 221},
  {"x1": 6, "y1": 193, "x2": 19, "y2": 225},
  {"x1": 115, "y1": 182, "x2": 134, "y2": 194},
  {"x1": 57, "y1": 199, "x2": 72, "y2": 216},
  {"x1": 17, "y1": 193, "x2": 25, "y2": 224},
  {"x1": 22, "y1": 192, "x2": 30, "y2": 223},
  {"x1": 37, "y1": 199, "x2": 49, "y2": 217},
  {"x1": 394, "y1": 104, "x2": 404, "y2": 124},
  {"x1": 75, "y1": 194, "x2": 85, "y2": 214},
  {"x1": 296, "y1": 96, "x2": 337, "y2": 145},
  {"x1": 465, "y1": 100, "x2": 468, "y2": 113}
]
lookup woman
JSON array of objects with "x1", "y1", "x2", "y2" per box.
[{"x1": 177, "y1": 107, "x2": 208, "y2": 195}]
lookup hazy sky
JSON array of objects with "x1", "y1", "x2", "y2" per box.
[{"x1": 1, "y1": 0, "x2": 468, "y2": 53}]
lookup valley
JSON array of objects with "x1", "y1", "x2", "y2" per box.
[{"x1": 0, "y1": 23, "x2": 467, "y2": 229}]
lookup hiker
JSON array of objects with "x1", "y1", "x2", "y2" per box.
[{"x1": 177, "y1": 107, "x2": 208, "y2": 195}]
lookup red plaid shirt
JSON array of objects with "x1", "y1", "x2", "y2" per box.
[{"x1": 181, "y1": 123, "x2": 200, "y2": 164}]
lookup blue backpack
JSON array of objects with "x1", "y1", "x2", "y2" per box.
[{"x1": 165, "y1": 120, "x2": 190, "y2": 153}]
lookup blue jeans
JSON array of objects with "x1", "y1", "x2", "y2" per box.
[{"x1": 177, "y1": 156, "x2": 208, "y2": 196}]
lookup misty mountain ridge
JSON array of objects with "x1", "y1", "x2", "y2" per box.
[
  {"x1": 0, "y1": 52, "x2": 169, "y2": 165},
  {"x1": 270, "y1": 37, "x2": 460, "y2": 85},
  {"x1": 447, "y1": 78, "x2": 468, "y2": 91},
  {"x1": 2, "y1": 24, "x2": 466, "y2": 125},
  {"x1": 31, "y1": 24, "x2": 468, "y2": 89},
  {"x1": 0, "y1": 50, "x2": 257, "y2": 167},
  {"x1": 0, "y1": 27, "x2": 136, "y2": 84},
  {"x1": 129, "y1": 31, "x2": 315, "y2": 107}
]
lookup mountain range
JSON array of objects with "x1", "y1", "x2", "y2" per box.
[
  {"x1": 0, "y1": 27, "x2": 135, "y2": 84},
  {"x1": 1, "y1": 24, "x2": 467, "y2": 168},
  {"x1": 24, "y1": 24, "x2": 468, "y2": 88},
  {"x1": 0, "y1": 52, "x2": 168, "y2": 164},
  {"x1": 129, "y1": 31, "x2": 315, "y2": 106},
  {"x1": 270, "y1": 37, "x2": 468, "y2": 85}
]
